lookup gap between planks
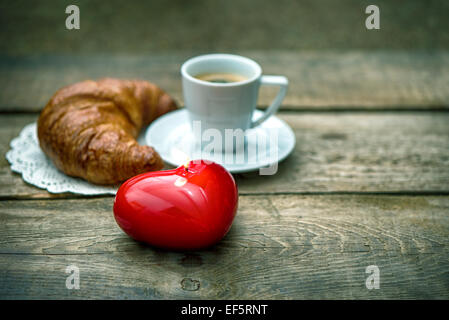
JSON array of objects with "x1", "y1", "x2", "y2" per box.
[
  {"x1": 2, "y1": 190, "x2": 449, "y2": 202},
  {"x1": 2, "y1": 107, "x2": 449, "y2": 115}
]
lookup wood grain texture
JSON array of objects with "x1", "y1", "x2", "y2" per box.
[
  {"x1": 0, "y1": 195, "x2": 448, "y2": 299},
  {"x1": 2, "y1": 0, "x2": 448, "y2": 56},
  {"x1": 1, "y1": 51, "x2": 449, "y2": 112},
  {"x1": 1, "y1": 112, "x2": 448, "y2": 199}
]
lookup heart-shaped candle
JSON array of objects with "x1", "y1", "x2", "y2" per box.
[{"x1": 113, "y1": 160, "x2": 238, "y2": 250}]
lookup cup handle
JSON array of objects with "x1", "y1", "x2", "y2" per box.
[{"x1": 251, "y1": 75, "x2": 288, "y2": 128}]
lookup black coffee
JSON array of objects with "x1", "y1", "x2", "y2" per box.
[{"x1": 195, "y1": 72, "x2": 247, "y2": 83}]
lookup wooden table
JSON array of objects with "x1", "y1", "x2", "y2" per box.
[{"x1": 0, "y1": 51, "x2": 448, "y2": 299}]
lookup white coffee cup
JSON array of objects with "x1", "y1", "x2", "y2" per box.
[{"x1": 181, "y1": 54, "x2": 288, "y2": 152}]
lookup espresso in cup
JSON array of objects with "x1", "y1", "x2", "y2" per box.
[
  {"x1": 182, "y1": 54, "x2": 288, "y2": 153},
  {"x1": 195, "y1": 72, "x2": 248, "y2": 84}
]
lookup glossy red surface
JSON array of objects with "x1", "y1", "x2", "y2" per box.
[{"x1": 113, "y1": 160, "x2": 238, "y2": 250}]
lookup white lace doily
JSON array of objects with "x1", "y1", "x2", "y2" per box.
[{"x1": 6, "y1": 122, "x2": 118, "y2": 195}]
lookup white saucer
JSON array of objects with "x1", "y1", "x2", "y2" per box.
[{"x1": 145, "y1": 109, "x2": 295, "y2": 173}]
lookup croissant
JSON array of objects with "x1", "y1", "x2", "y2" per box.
[{"x1": 37, "y1": 78, "x2": 177, "y2": 185}]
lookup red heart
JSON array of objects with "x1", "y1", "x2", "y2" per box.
[{"x1": 113, "y1": 160, "x2": 238, "y2": 250}]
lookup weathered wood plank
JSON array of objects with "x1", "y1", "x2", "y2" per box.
[
  {"x1": 238, "y1": 111, "x2": 449, "y2": 194},
  {"x1": 0, "y1": 195, "x2": 448, "y2": 299},
  {"x1": 1, "y1": 112, "x2": 448, "y2": 198},
  {"x1": 1, "y1": 51, "x2": 448, "y2": 112},
  {"x1": 2, "y1": 0, "x2": 448, "y2": 56}
]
